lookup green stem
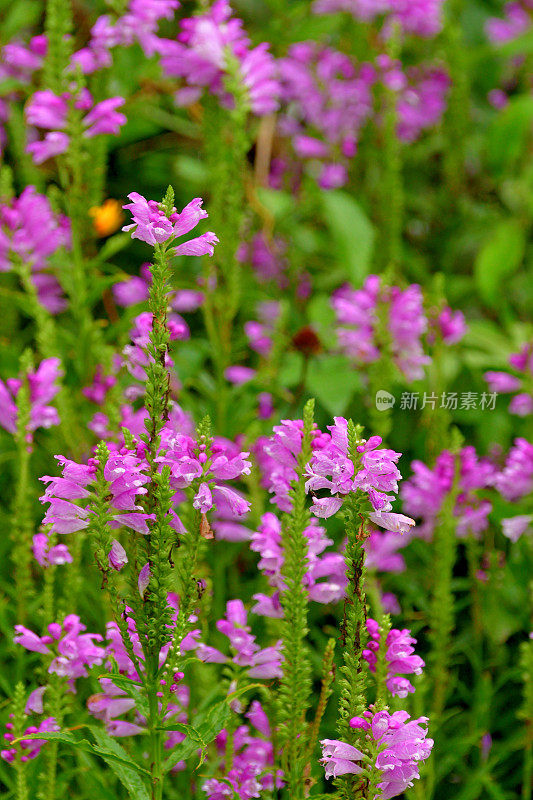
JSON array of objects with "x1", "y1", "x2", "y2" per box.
[{"x1": 278, "y1": 400, "x2": 315, "y2": 798}]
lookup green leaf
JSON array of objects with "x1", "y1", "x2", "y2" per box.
[
  {"x1": 96, "y1": 752, "x2": 151, "y2": 800},
  {"x1": 487, "y1": 95, "x2": 533, "y2": 174},
  {"x1": 88, "y1": 726, "x2": 151, "y2": 778},
  {"x1": 474, "y1": 219, "x2": 526, "y2": 307},
  {"x1": 307, "y1": 355, "x2": 362, "y2": 416},
  {"x1": 96, "y1": 233, "x2": 132, "y2": 263},
  {"x1": 163, "y1": 684, "x2": 260, "y2": 772},
  {"x1": 255, "y1": 187, "x2": 294, "y2": 220},
  {"x1": 320, "y1": 190, "x2": 374, "y2": 283},
  {"x1": 14, "y1": 730, "x2": 94, "y2": 752}
]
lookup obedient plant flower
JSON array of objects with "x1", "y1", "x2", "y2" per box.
[
  {"x1": 39, "y1": 451, "x2": 154, "y2": 535},
  {"x1": 203, "y1": 703, "x2": 283, "y2": 799},
  {"x1": 485, "y1": 342, "x2": 533, "y2": 417},
  {"x1": 14, "y1": 615, "x2": 104, "y2": 685},
  {"x1": 305, "y1": 416, "x2": 415, "y2": 533},
  {"x1": 193, "y1": 600, "x2": 283, "y2": 678},
  {"x1": 320, "y1": 738, "x2": 365, "y2": 778},
  {"x1": 395, "y1": 65, "x2": 450, "y2": 143},
  {"x1": 345, "y1": 709, "x2": 434, "y2": 799},
  {"x1": 122, "y1": 193, "x2": 218, "y2": 254},
  {"x1": 238, "y1": 233, "x2": 289, "y2": 288},
  {"x1": 32, "y1": 532, "x2": 72, "y2": 568},
  {"x1": 25, "y1": 89, "x2": 126, "y2": 163},
  {"x1": 71, "y1": 0, "x2": 180, "y2": 73},
  {"x1": 313, "y1": 0, "x2": 445, "y2": 38},
  {"x1": 363, "y1": 618, "x2": 425, "y2": 697},
  {"x1": 0, "y1": 187, "x2": 70, "y2": 313},
  {"x1": 158, "y1": 430, "x2": 252, "y2": 520},
  {"x1": 250, "y1": 512, "x2": 346, "y2": 617},
  {"x1": 332, "y1": 276, "x2": 432, "y2": 382},
  {"x1": 244, "y1": 300, "x2": 280, "y2": 357},
  {"x1": 278, "y1": 43, "x2": 374, "y2": 188},
  {"x1": 123, "y1": 310, "x2": 189, "y2": 382},
  {"x1": 113, "y1": 261, "x2": 204, "y2": 311},
  {"x1": 255, "y1": 418, "x2": 328, "y2": 512},
  {"x1": 401, "y1": 447, "x2": 495, "y2": 539},
  {"x1": 0, "y1": 358, "x2": 62, "y2": 436},
  {"x1": 0, "y1": 35, "x2": 46, "y2": 84},
  {"x1": 159, "y1": 0, "x2": 279, "y2": 116},
  {"x1": 1, "y1": 716, "x2": 59, "y2": 764},
  {"x1": 493, "y1": 438, "x2": 533, "y2": 502},
  {"x1": 486, "y1": 1, "x2": 532, "y2": 44}
]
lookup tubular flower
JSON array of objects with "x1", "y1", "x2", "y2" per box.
[
  {"x1": 2, "y1": 716, "x2": 59, "y2": 764},
  {"x1": 278, "y1": 43, "x2": 374, "y2": 188},
  {"x1": 14, "y1": 615, "x2": 104, "y2": 685},
  {"x1": 122, "y1": 193, "x2": 218, "y2": 254},
  {"x1": 71, "y1": 0, "x2": 181, "y2": 73},
  {"x1": 203, "y1": 703, "x2": 283, "y2": 799},
  {"x1": 159, "y1": 0, "x2": 280, "y2": 116},
  {"x1": 485, "y1": 342, "x2": 533, "y2": 417},
  {"x1": 25, "y1": 89, "x2": 126, "y2": 163},
  {"x1": 346, "y1": 709, "x2": 434, "y2": 798},
  {"x1": 250, "y1": 512, "x2": 346, "y2": 616},
  {"x1": 363, "y1": 618, "x2": 425, "y2": 697},
  {"x1": 332, "y1": 276, "x2": 432, "y2": 382},
  {"x1": 305, "y1": 417, "x2": 415, "y2": 533},
  {"x1": 0, "y1": 358, "x2": 62, "y2": 436},
  {"x1": 193, "y1": 600, "x2": 283, "y2": 678},
  {"x1": 0, "y1": 188, "x2": 71, "y2": 313},
  {"x1": 39, "y1": 451, "x2": 154, "y2": 536},
  {"x1": 401, "y1": 447, "x2": 496, "y2": 540},
  {"x1": 313, "y1": 0, "x2": 445, "y2": 38}
]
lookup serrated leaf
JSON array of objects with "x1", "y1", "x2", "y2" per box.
[
  {"x1": 88, "y1": 726, "x2": 151, "y2": 776},
  {"x1": 320, "y1": 190, "x2": 374, "y2": 284}
]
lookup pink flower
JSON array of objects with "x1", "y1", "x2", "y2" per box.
[
  {"x1": 320, "y1": 739, "x2": 364, "y2": 778},
  {"x1": 122, "y1": 193, "x2": 218, "y2": 254},
  {"x1": 108, "y1": 540, "x2": 128, "y2": 571}
]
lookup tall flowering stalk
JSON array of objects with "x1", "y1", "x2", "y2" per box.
[{"x1": 277, "y1": 399, "x2": 315, "y2": 796}]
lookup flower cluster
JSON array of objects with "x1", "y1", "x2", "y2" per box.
[
  {"x1": 159, "y1": 0, "x2": 279, "y2": 116},
  {"x1": 158, "y1": 430, "x2": 252, "y2": 521},
  {"x1": 313, "y1": 0, "x2": 445, "y2": 38},
  {"x1": 332, "y1": 276, "x2": 432, "y2": 382},
  {"x1": 122, "y1": 193, "x2": 217, "y2": 254},
  {"x1": 112, "y1": 261, "x2": 203, "y2": 311},
  {"x1": 203, "y1": 702, "x2": 283, "y2": 799},
  {"x1": 401, "y1": 446, "x2": 495, "y2": 539},
  {"x1": 250, "y1": 512, "x2": 346, "y2": 616},
  {"x1": 485, "y1": 342, "x2": 533, "y2": 417},
  {"x1": 305, "y1": 416, "x2": 415, "y2": 534},
  {"x1": 193, "y1": 600, "x2": 283, "y2": 679},
  {"x1": 71, "y1": 0, "x2": 180, "y2": 73},
  {"x1": 321, "y1": 710, "x2": 433, "y2": 797},
  {"x1": 40, "y1": 450, "x2": 153, "y2": 537},
  {"x1": 364, "y1": 618, "x2": 425, "y2": 697},
  {"x1": 25, "y1": 89, "x2": 126, "y2": 163},
  {"x1": 486, "y1": 1, "x2": 532, "y2": 44},
  {"x1": 0, "y1": 357, "x2": 62, "y2": 437},
  {"x1": 122, "y1": 309, "x2": 189, "y2": 383},
  {"x1": 0, "y1": 187, "x2": 71, "y2": 312},
  {"x1": 14, "y1": 615, "x2": 104, "y2": 685},
  {"x1": 1, "y1": 716, "x2": 59, "y2": 764},
  {"x1": 255, "y1": 418, "x2": 327, "y2": 512},
  {"x1": 492, "y1": 438, "x2": 533, "y2": 542},
  {"x1": 278, "y1": 43, "x2": 374, "y2": 188}
]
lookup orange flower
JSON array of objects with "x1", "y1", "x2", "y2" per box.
[{"x1": 89, "y1": 199, "x2": 124, "y2": 237}]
